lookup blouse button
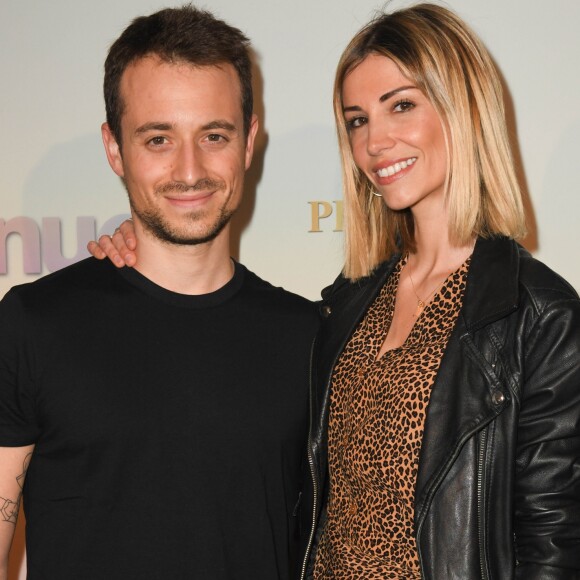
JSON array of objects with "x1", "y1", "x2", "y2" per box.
[{"x1": 348, "y1": 501, "x2": 358, "y2": 515}]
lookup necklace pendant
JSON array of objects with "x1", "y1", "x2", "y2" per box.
[{"x1": 417, "y1": 300, "x2": 425, "y2": 309}]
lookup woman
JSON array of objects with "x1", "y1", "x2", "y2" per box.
[
  {"x1": 91, "y1": 4, "x2": 580, "y2": 578},
  {"x1": 300, "y1": 4, "x2": 580, "y2": 579}
]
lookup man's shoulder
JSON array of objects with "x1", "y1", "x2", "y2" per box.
[
  {"x1": 238, "y1": 263, "x2": 318, "y2": 319},
  {"x1": 3, "y1": 257, "x2": 119, "y2": 310},
  {"x1": 240, "y1": 264, "x2": 312, "y2": 302}
]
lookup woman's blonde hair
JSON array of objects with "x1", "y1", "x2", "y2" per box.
[{"x1": 335, "y1": 3, "x2": 526, "y2": 279}]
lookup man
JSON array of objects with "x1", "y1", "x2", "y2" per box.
[{"x1": 0, "y1": 7, "x2": 317, "y2": 579}]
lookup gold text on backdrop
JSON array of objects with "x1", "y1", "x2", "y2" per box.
[{"x1": 308, "y1": 201, "x2": 343, "y2": 232}]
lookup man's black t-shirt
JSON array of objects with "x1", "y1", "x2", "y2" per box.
[{"x1": 0, "y1": 258, "x2": 318, "y2": 579}]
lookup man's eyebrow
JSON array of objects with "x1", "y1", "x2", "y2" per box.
[
  {"x1": 135, "y1": 122, "x2": 173, "y2": 134},
  {"x1": 202, "y1": 120, "x2": 237, "y2": 132},
  {"x1": 343, "y1": 85, "x2": 417, "y2": 113},
  {"x1": 134, "y1": 120, "x2": 238, "y2": 134}
]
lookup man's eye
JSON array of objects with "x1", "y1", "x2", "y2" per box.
[
  {"x1": 346, "y1": 116, "x2": 366, "y2": 130},
  {"x1": 148, "y1": 136, "x2": 167, "y2": 146},
  {"x1": 207, "y1": 134, "x2": 226, "y2": 142}
]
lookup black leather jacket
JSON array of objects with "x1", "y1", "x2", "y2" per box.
[{"x1": 300, "y1": 237, "x2": 580, "y2": 579}]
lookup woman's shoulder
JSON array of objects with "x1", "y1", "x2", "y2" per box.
[
  {"x1": 470, "y1": 236, "x2": 578, "y2": 318},
  {"x1": 516, "y1": 245, "x2": 579, "y2": 305}
]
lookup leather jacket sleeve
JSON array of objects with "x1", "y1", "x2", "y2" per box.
[{"x1": 514, "y1": 289, "x2": 580, "y2": 578}]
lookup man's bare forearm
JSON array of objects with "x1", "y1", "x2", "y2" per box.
[
  {"x1": 0, "y1": 493, "x2": 20, "y2": 580},
  {"x1": 0, "y1": 448, "x2": 33, "y2": 576},
  {"x1": 1, "y1": 451, "x2": 31, "y2": 525},
  {"x1": 0, "y1": 496, "x2": 19, "y2": 525}
]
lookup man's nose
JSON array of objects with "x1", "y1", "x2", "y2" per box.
[{"x1": 170, "y1": 142, "x2": 204, "y2": 184}]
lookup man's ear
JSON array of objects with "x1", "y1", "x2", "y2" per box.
[
  {"x1": 244, "y1": 114, "x2": 259, "y2": 170},
  {"x1": 101, "y1": 123, "x2": 125, "y2": 178}
]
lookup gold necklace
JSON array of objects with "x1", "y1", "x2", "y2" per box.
[{"x1": 407, "y1": 259, "x2": 450, "y2": 315}]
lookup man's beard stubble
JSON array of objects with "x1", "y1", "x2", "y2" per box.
[{"x1": 128, "y1": 179, "x2": 237, "y2": 246}]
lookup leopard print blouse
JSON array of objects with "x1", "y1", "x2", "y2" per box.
[{"x1": 314, "y1": 256, "x2": 470, "y2": 579}]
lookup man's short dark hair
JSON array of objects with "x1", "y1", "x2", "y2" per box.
[{"x1": 104, "y1": 4, "x2": 253, "y2": 144}]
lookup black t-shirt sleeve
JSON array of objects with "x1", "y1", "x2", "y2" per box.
[{"x1": 0, "y1": 289, "x2": 40, "y2": 445}]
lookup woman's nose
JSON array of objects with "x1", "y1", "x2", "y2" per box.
[{"x1": 366, "y1": 121, "x2": 396, "y2": 156}]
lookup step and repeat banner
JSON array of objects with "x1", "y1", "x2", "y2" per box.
[
  {"x1": 2, "y1": 0, "x2": 580, "y2": 576},
  {"x1": 2, "y1": 0, "x2": 580, "y2": 304}
]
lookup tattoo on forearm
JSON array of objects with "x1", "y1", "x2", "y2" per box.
[
  {"x1": 1, "y1": 452, "x2": 32, "y2": 525},
  {"x1": 16, "y1": 453, "x2": 32, "y2": 490},
  {"x1": 0, "y1": 497, "x2": 19, "y2": 524}
]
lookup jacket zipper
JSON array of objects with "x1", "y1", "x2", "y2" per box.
[
  {"x1": 300, "y1": 338, "x2": 319, "y2": 580},
  {"x1": 415, "y1": 419, "x2": 496, "y2": 578},
  {"x1": 477, "y1": 427, "x2": 489, "y2": 580},
  {"x1": 300, "y1": 266, "x2": 411, "y2": 577}
]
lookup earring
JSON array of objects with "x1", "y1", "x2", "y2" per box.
[{"x1": 371, "y1": 191, "x2": 382, "y2": 198}]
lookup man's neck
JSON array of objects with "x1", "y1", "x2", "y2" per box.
[{"x1": 131, "y1": 226, "x2": 234, "y2": 296}]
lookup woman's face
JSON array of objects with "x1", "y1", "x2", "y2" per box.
[{"x1": 342, "y1": 54, "x2": 448, "y2": 216}]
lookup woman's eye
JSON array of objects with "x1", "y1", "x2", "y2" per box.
[
  {"x1": 346, "y1": 116, "x2": 367, "y2": 130},
  {"x1": 393, "y1": 99, "x2": 415, "y2": 112}
]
